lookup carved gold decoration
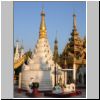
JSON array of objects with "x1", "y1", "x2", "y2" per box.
[
  {"x1": 39, "y1": 9, "x2": 47, "y2": 39},
  {"x1": 14, "y1": 55, "x2": 26, "y2": 69}
]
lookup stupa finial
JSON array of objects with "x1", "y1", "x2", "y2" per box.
[{"x1": 39, "y1": 4, "x2": 47, "y2": 39}]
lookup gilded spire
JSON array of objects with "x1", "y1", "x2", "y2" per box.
[
  {"x1": 73, "y1": 13, "x2": 77, "y2": 31},
  {"x1": 53, "y1": 31, "x2": 59, "y2": 64},
  {"x1": 55, "y1": 31, "x2": 58, "y2": 43},
  {"x1": 39, "y1": 5, "x2": 47, "y2": 39}
]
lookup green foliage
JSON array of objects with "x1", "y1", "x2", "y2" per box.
[
  {"x1": 63, "y1": 84, "x2": 66, "y2": 88},
  {"x1": 67, "y1": 47, "x2": 73, "y2": 53},
  {"x1": 25, "y1": 50, "x2": 32, "y2": 61}
]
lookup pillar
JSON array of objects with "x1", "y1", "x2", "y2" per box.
[
  {"x1": 64, "y1": 71, "x2": 67, "y2": 85},
  {"x1": 64, "y1": 71, "x2": 65, "y2": 85},
  {"x1": 54, "y1": 66, "x2": 56, "y2": 86},
  {"x1": 66, "y1": 71, "x2": 67, "y2": 84},
  {"x1": 18, "y1": 72, "x2": 22, "y2": 89},
  {"x1": 73, "y1": 63, "x2": 76, "y2": 82},
  {"x1": 56, "y1": 66, "x2": 58, "y2": 84}
]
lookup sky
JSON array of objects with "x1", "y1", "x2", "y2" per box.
[{"x1": 14, "y1": 1, "x2": 86, "y2": 54}]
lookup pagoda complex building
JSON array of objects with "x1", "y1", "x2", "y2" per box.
[
  {"x1": 15, "y1": 7, "x2": 86, "y2": 92},
  {"x1": 20, "y1": 8, "x2": 67, "y2": 91},
  {"x1": 55, "y1": 13, "x2": 86, "y2": 87}
]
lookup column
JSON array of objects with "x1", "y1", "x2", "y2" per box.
[
  {"x1": 64, "y1": 71, "x2": 67, "y2": 85},
  {"x1": 56, "y1": 66, "x2": 58, "y2": 84},
  {"x1": 66, "y1": 71, "x2": 67, "y2": 84},
  {"x1": 73, "y1": 63, "x2": 76, "y2": 82},
  {"x1": 64, "y1": 71, "x2": 65, "y2": 85},
  {"x1": 18, "y1": 72, "x2": 22, "y2": 89},
  {"x1": 54, "y1": 65, "x2": 56, "y2": 86}
]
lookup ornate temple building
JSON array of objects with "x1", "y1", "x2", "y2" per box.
[
  {"x1": 15, "y1": 7, "x2": 86, "y2": 92},
  {"x1": 14, "y1": 40, "x2": 25, "y2": 81},
  {"x1": 58, "y1": 13, "x2": 86, "y2": 87}
]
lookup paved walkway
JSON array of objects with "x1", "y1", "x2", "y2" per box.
[{"x1": 14, "y1": 85, "x2": 86, "y2": 98}]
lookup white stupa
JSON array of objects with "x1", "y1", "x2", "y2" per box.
[
  {"x1": 14, "y1": 40, "x2": 20, "y2": 62},
  {"x1": 14, "y1": 40, "x2": 24, "y2": 63},
  {"x1": 21, "y1": 8, "x2": 63, "y2": 91}
]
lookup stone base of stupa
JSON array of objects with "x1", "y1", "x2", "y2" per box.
[{"x1": 21, "y1": 70, "x2": 52, "y2": 91}]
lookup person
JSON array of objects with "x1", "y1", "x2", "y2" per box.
[{"x1": 28, "y1": 77, "x2": 34, "y2": 94}]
